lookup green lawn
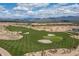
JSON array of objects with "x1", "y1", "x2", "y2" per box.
[
  {"x1": 0, "y1": 26, "x2": 79, "y2": 56},
  {"x1": 49, "y1": 36, "x2": 63, "y2": 42}
]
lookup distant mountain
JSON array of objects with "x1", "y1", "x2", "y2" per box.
[
  {"x1": 29, "y1": 16, "x2": 79, "y2": 23},
  {"x1": 0, "y1": 16, "x2": 79, "y2": 23},
  {"x1": 51, "y1": 16, "x2": 79, "y2": 23}
]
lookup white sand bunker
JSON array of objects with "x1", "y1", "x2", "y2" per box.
[
  {"x1": 24, "y1": 32, "x2": 30, "y2": 34},
  {"x1": 38, "y1": 39, "x2": 52, "y2": 44},
  {"x1": 48, "y1": 34, "x2": 55, "y2": 36},
  {"x1": 71, "y1": 35, "x2": 79, "y2": 39},
  {"x1": 0, "y1": 47, "x2": 11, "y2": 56},
  {"x1": 0, "y1": 30, "x2": 23, "y2": 40}
]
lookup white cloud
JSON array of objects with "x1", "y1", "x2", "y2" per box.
[
  {"x1": 12, "y1": 3, "x2": 50, "y2": 17},
  {"x1": 27, "y1": 3, "x2": 79, "y2": 18},
  {"x1": 13, "y1": 6, "x2": 29, "y2": 11},
  {"x1": 0, "y1": 3, "x2": 79, "y2": 18},
  {"x1": 13, "y1": 3, "x2": 49, "y2": 11},
  {"x1": 0, "y1": 5, "x2": 5, "y2": 11},
  {"x1": 17, "y1": 3, "x2": 49, "y2": 8}
]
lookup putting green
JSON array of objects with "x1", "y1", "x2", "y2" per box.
[
  {"x1": 50, "y1": 36, "x2": 63, "y2": 42},
  {"x1": 0, "y1": 25, "x2": 79, "y2": 56}
]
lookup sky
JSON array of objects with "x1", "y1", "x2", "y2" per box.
[{"x1": 0, "y1": 3, "x2": 79, "y2": 19}]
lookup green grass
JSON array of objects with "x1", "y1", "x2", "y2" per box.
[
  {"x1": 0, "y1": 25, "x2": 79, "y2": 56},
  {"x1": 49, "y1": 36, "x2": 63, "y2": 42}
]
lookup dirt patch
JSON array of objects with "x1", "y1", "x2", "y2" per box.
[
  {"x1": 0, "y1": 47, "x2": 11, "y2": 56},
  {"x1": 71, "y1": 35, "x2": 79, "y2": 39},
  {"x1": 24, "y1": 46, "x2": 79, "y2": 56},
  {"x1": 0, "y1": 26, "x2": 23, "y2": 40}
]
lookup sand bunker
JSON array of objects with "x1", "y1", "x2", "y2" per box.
[
  {"x1": 24, "y1": 46, "x2": 79, "y2": 56},
  {"x1": 0, "y1": 47, "x2": 11, "y2": 56},
  {"x1": 71, "y1": 35, "x2": 79, "y2": 39},
  {"x1": 24, "y1": 32, "x2": 30, "y2": 34},
  {"x1": 0, "y1": 30, "x2": 23, "y2": 40},
  {"x1": 38, "y1": 39, "x2": 52, "y2": 44},
  {"x1": 48, "y1": 34, "x2": 55, "y2": 36}
]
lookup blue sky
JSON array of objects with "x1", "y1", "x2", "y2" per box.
[
  {"x1": 0, "y1": 3, "x2": 79, "y2": 19},
  {"x1": 0, "y1": 3, "x2": 16, "y2": 9}
]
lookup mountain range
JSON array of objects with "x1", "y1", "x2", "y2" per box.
[{"x1": 0, "y1": 16, "x2": 79, "y2": 23}]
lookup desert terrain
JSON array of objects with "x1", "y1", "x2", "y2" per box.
[{"x1": 0, "y1": 22, "x2": 79, "y2": 56}]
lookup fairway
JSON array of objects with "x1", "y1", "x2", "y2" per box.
[{"x1": 0, "y1": 26, "x2": 79, "y2": 56}]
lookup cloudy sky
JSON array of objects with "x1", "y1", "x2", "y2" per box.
[{"x1": 0, "y1": 3, "x2": 79, "y2": 19}]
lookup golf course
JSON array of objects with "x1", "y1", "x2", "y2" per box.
[{"x1": 0, "y1": 25, "x2": 79, "y2": 56}]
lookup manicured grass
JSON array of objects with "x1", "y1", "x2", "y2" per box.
[
  {"x1": 0, "y1": 26, "x2": 79, "y2": 56},
  {"x1": 50, "y1": 36, "x2": 63, "y2": 42}
]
